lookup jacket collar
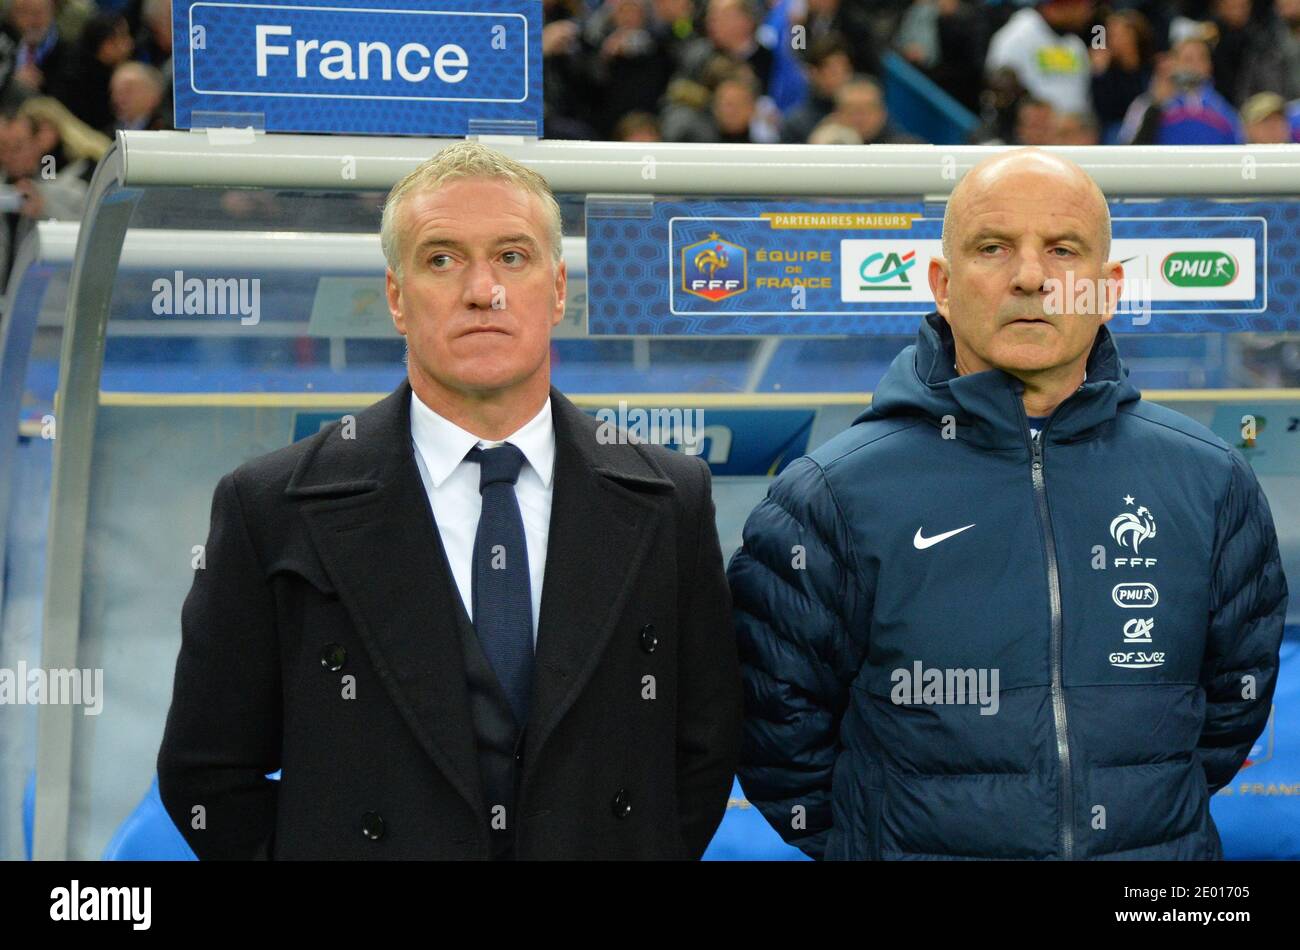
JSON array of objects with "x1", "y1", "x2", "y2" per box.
[
  {"x1": 285, "y1": 377, "x2": 672, "y2": 497},
  {"x1": 858, "y1": 311, "x2": 1142, "y2": 452}
]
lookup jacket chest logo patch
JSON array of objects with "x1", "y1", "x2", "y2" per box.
[
  {"x1": 1108, "y1": 495, "x2": 1158, "y2": 567},
  {"x1": 912, "y1": 523, "x2": 976, "y2": 550}
]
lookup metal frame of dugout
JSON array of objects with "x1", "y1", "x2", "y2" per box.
[
  {"x1": 31, "y1": 133, "x2": 1300, "y2": 859},
  {"x1": 2, "y1": 221, "x2": 466, "y2": 858}
]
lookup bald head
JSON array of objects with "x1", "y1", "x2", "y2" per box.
[{"x1": 941, "y1": 149, "x2": 1111, "y2": 263}]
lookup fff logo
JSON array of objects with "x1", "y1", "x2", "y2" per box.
[{"x1": 682, "y1": 232, "x2": 747, "y2": 302}]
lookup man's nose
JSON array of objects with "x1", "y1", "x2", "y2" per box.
[
  {"x1": 461, "y1": 257, "x2": 498, "y2": 309},
  {"x1": 1010, "y1": 249, "x2": 1048, "y2": 294}
]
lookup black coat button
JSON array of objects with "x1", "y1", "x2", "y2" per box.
[
  {"x1": 320, "y1": 643, "x2": 346, "y2": 671},
  {"x1": 612, "y1": 788, "x2": 632, "y2": 819},
  {"x1": 361, "y1": 811, "x2": 385, "y2": 840},
  {"x1": 639, "y1": 624, "x2": 657, "y2": 654}
]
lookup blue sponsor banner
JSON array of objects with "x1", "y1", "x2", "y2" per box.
[
  {"x1": 1211, "y1": 637, "x2": 1300, "y2": 859},
  {"x1": 173, "y1": 0, "x2": 543, "y2": 136},
  {"x1": 585, "y1": 197, "x2": 1300, "y2": 335},
  {"x1": 586, "y1": 406, "x2": 814, "y2": 477}
]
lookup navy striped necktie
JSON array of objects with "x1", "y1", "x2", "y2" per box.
[{"x1": 466, "y1": 443, "x2": 534, "y2": 727}]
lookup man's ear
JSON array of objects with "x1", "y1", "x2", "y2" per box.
[
  {"x1": 385, "y1": 268, "x2": 406, "y2": 335},
  {"x1": 1100, "y1": 259, "x2": 1123, "y2": 325},
  {"x1": 551, "y1": 259, "x2": 567, "y2": 328},
  {"x1": 928, "y1": 256, "x2": 951, "y2": 318}
]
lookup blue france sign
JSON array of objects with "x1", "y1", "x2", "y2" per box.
[{"x1": 173, "y1": 0, "x2": 543, "y2": 136}]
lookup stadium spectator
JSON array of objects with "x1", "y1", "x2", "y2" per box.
[
  {"x1": 541, "y1": 0, "x2": 596, "y2": 139},
  {"x1": 1206, "y1": 0, "x2": 1258, "y2": 105},
  {"x1": 781, "y1": 33, "x2": 854, "y2": 143},
  {"x1": 985, "y1": 0, "x2": 1095, "y2": 116},
  {"x1": 1236, "y1": 0, "x2": 1300, "y2": 101},
  {"x1": 832, "y1": 74, "x2": 923, "y2": 143},
  {"x1": 1054, "y1": 108, "x2": 1101, "y2": 143},
  {"x1": 1240, "y1": 90, "x2": 1292, "y2": 141},
  {"x1": 711, "y1": 67, "x2": 764, "y2": 141},
  {"x1": 797, "y1": 0, "x2": 881, "y2": 76},
  {"x1": 6, "y1": 0, "x2": 72, "y2": 97},
  {"x1": 1119, "y1": 35, "x2": 1244, "y2": 144},
  {"x1": 129, "y1": 0, "x2": 172, "y2": 69},
  {"x1": 109, "y1": 59, "x2": 167, "y2": 131},
  {"x1": 0, "y1": 95, "x2": 107, "y2": 289},
  {"x1": 894, "y1": 0, "x2": 986, "y2": 114},
  {"x1": 59, "y1": 9, "x2": 132, "y2": 135},
  {"x1": 1287, "y1": 98, "x2": 1300, "y2": 140},
  {"x1": 808, "y1": 117, "x2": 863, "y2": 143},
  {"x1": 585, "y1": 0, "x2": 674, "y2": 138},
  {"x1": 1089, "y1": 9, "x2": 1155, "y2": 143},
  {"x1": 650, "y1": 0, "x2": 701, "y2": 66},
  {"x1": 53, "y1": 0, "x2": 94, "y2": 45},
  {"x1": 1013, "y1": 95, "x2": 1058, "y2": 145},
  {"x1": 675, "y1": 0, "x2": 775, "y2": 96},
  {"x1": 612, "y1": 109, "x2": 662, "y2": 140}
]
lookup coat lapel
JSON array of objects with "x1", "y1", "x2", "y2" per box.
[
  {"x1": 286, "y1": 378, "x2": 485, "y2": 819},
  {"x1": 525, "y1": 388, "x2": 676, "y2": 769}
]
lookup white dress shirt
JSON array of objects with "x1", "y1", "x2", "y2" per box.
[{"x1": 409, "y1": 390, "x2": 555, "y2": 642}]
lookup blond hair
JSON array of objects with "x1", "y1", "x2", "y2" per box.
[
  {"x1": 19, "y1": 97, "x2": 112, "y2": 164},
  {"x1": 380, "y1": 140, "x2": 563, "y2": 279}
]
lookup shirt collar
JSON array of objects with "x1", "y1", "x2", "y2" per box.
[{"x1": 410, "y1": 389, "x2": 555, "y2": 490}]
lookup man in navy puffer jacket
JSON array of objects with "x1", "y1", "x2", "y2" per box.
[{"x1": 727, "y1": 148, "x2": 1288, "y2": 860}]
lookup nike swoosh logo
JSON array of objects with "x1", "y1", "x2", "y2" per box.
[{"x1": 913, "y1": 524, "x2": 976, "y2": 549}]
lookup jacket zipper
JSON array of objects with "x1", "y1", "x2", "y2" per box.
[{"x1": 1028, "y1": 416, "x2": 1074, "y2": 860}]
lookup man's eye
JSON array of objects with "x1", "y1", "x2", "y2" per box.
[
  {"x1": 501, "y1": 250, "x2": 526, "y2": 265},
  {"x1": 1052, "y1": 247, "x2": 1076, "y2": 256},
  {"x1": 429, "y1": 254, "x2": 453, "y2": 268}
]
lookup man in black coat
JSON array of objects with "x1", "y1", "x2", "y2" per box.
[{"x1": 156, "y1": 141, "x2": 742, "y2": 860}]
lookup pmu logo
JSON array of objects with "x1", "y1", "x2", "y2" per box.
[
  {"x1": 1113, "y1": 582, "x2": 1159, "y2": 608},
  {"x1": 858, "y1": 249, "x2": 916, "y2": 291},
  {"x1": 682, "y1": 233, "x2": 747, "y2": 301},
  {"x1": 1109, "y1": 496, "x2": 1156, "y2": 566},
  {"x1": 1161, "y1": 250, "x2": 1237, "y2": 288}
]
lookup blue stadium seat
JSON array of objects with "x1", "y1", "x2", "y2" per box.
[
  {"x1": 101, "y1": 771, "x2": 281, "y2": 860},
  {"x1": 101, "y1": 777, "x2": 196, "y2": 861},
  {"x1": 702, "y1": 777, "x2": 810, "y2": 860}
]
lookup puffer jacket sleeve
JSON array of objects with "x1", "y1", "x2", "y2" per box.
[
  {"x1": 726, "y1": 455, "x2": 868, "y2": 859},
  {"x1": 1198, "y1": 450, "x2": 1289, "y2": 795}
]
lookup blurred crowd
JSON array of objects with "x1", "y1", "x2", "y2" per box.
[
  {"x1": 0, "y1": 0, "x2": 1295, "y2": 284},
  {"x1": 0, "y1": 0, "x2": 172, "y2": 285},
  {"x1": 543, "y1": 0, "x2": 1300, "y2": 147}
]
